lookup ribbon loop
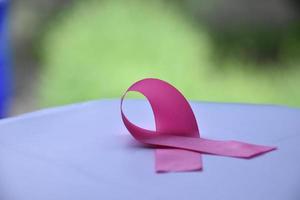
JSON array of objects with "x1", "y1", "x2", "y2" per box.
[{"x1": 121, "y1": 78, "x2": 276, "y2": 173}]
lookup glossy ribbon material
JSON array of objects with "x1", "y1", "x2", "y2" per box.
[{"x1": 121, "y1": 78, "x2": 276, "y2": 173}]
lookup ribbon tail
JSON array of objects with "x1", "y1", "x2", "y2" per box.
[
  {"x1": 155, "y1": 149, "x2": 202, "y2": 173},
  {"x1": 141, "y1": 135, "x2": 276, "y2": 158}
]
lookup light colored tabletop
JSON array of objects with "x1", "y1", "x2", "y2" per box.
[{"x1": 0, "y1": 99, "x2": 299, "y2": 200}]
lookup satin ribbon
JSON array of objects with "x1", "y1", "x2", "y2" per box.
[{"x1": 121, "y1": 78, "x2": 276, "y2": 173}]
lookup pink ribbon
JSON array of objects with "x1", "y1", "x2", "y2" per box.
[{"x1": 121, "y1": 78, "x2": 276, "y2": 173}]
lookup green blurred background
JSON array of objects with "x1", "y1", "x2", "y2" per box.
[{"x1": 10, "y1": 0, "x2": 300, "y2": 114}]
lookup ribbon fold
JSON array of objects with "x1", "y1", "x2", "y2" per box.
[{"x1": 121, "y1": 78, "x2": 276, "y2": 173}]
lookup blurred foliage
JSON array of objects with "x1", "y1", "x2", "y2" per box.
[
  {"x1": 207, "y1": 25, "x2": 300, "y2": 64},
  {"x1": 185, "y1": 0, "x2": 300, "y2": 63},
  {"x1": 39, "y1": 0, "x2": 300, "y2": 108}
]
